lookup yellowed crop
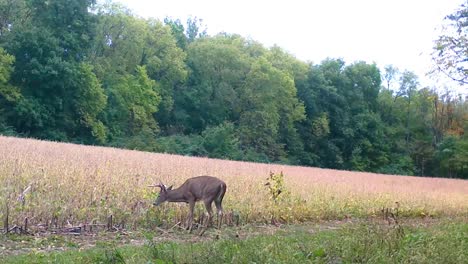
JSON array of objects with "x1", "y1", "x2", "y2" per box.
[{"x1": 1, "y1": 135, "x2": 467, "y2": 229}]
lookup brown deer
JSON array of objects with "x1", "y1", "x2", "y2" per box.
[{"x1": 149, "y1": 176, "x2": 227, "y2": 231}]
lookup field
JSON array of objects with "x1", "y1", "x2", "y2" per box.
[{"x1": 1, "y1": 135, "x2": 467, "y2": 263}]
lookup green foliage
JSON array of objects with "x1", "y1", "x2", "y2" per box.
[
  {"x1": 265, "y1": 171, "x2": 288, "y2": 202},
  {"x1": 0, "y1": 0, "x2": 28, "y2": 38},
  {"x1": 0, "y1": 0, "x2": 466, "y2": 178},
  {"x1": 186, "y1": 17, "x2": 207, "y2": 43},
  {"x1": 91, "y1": 4, "x2": 186, "y2": 131},
  {"x1": 434, "y1": 135, "x2": 468, "y2": 178},
  {"x1": 24, "y1": 0, "x2": 96, "y2": 60},
  {"x1": 164, "y1": 17, "x2": 188, "y2": 49},
  {"x1": 0, "y1": 48, "x2": 20, "y2": 134},
  {"x1": 156, "y1": 134, "x2": 205, "y2": 156},
  {"x1": 1, "y1": 0, "x2": 105, "y2": 141},
  {"x1": 73, "y1": 63, "x2": 107, "y2": 143},
  {"x1": 201, "y1": 122, "x2": 241, "y2": 159},
  {"x1": 298, "y1": 59, "x2": 392, "y2": 172},
  {"x1": 311, "y1": 112, "x2": 330, "y2": 138},
  {"x1": 0, "y1": 48, "x2": 14, "y2": 88},
  {"x1": 3, "y1": 222, "x2": 467, "y2": 264},
  {"x1": 239, "y1": 57, "x2": 305, "y2": 160},
  {"x1": 155, "y1": 122, "x2": 242, "y2": 159},
  {"x1": 104, "y1": 66, "x2": 161, "y2": 142},
  {"x1": 142, "y1": 19, "x2": 187, "y2": 127},
  {"x1": 178, "y1": 34, "x2": 251, "y2": 132},
  {"x1": 95, "y1": 248, "x2": 126, "y2": 264},
  {"x1": 264, "y1": 171, "x2": 311, "y2": 223}
]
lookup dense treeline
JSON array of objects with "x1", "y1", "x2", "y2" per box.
[{"x1": 0, "y1": 0, "x2": 466, "y2": 178}]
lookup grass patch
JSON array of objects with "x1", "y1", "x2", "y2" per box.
[{"x1": 2, "y1": 220, "x2": 467, "y2": 264}]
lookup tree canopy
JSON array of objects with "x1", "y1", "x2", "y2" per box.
[{"x1": 0, "y1": 0, "x2": 466, "y2": 179}]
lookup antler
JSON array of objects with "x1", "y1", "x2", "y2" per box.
[{"x1": 148, "y1": 180, "x2": 166, "y2": 191}]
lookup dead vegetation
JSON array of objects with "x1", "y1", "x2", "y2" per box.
[{"x1": 1, "y1": 135, "x2": 467, "y2": 235}]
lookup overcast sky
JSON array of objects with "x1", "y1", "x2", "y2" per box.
[{"x1": 115, "y1": 0, "x2": 466, "y2": 94}]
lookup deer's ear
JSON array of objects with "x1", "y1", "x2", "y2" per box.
[{"x1": 167, "y1": 185, "x2": 173, "y2": 190}]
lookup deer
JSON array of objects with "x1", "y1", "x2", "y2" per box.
[{"x1": 149, "y1": 176, "x2": 227, "y2": 231}]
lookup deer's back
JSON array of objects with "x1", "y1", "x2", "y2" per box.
[{"x1": 182, "y1": 176, "x2": 226, "y2": 199}]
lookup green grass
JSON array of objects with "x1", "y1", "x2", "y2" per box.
[{"x1": 2, "y1": 220, "x2": 467, "y2": 264}]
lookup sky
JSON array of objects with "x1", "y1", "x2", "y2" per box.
[{"x1": 115, "y1": 0, "x2": 467, "y2": 95}]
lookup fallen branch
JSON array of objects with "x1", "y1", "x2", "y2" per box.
[
  {"x1": 17, "y1": 184, "x2": 32, "y2": 205},
  {"x1": 170, "y1": 221, "x2": 182, "y2": 230}
]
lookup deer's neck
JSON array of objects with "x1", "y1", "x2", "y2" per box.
[{"x1": 166, "y1": 189, "x2": 188, "y2": 202}]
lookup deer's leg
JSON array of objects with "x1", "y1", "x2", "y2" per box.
[
  {"x1": 187, "y1": 200, "x2": 195, "y2": 232},
  {"x1": 203, "y1": 200, "x2": 213, "y2": 227},
  {"x1": 214, "y1": 200, "x2": 224, "y2": 229},
  {"x1": 214, "y1": 184, "x2": 226, "y2": 229}
]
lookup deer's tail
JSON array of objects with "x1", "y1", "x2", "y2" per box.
[{"x1": 216, "y1": 182, "x2": 227, "y2": 202}]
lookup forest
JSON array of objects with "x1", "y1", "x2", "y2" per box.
[{"x1": 0, "y1": 0, "x2": 466, "y2": 179}]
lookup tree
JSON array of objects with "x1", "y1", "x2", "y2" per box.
[
  {"x1": 398, "y1": 70, "x2": 419, "y2": 147},
  {"x1": 432, "y1": 3, "x2": 468, "y2": 84},
  {"x1": 91, "y1": 5, "x2": 186, "y2": 133},
  {"x1": 164, "y1": 16, "x2": 207, "y2": 49},
  {"x1": 342, "y1": 62, "x2": 388, "y2": 171},
  {"x1": 72, "y1": 63, "x2": 107, "y2": 143},
  {"x1": 143, "y1": 19, "x2": 187, "y2": 128},
  {"x1": 238, "y1": 57, "x2": 305, "y2": 160},
  {"x1": 104, "y1": 66, "x2": 161, "y2": 143},
  {"x1": 178, "y1": 35, "x2": 251, "y2": 132},
  {"x1": 0, "y1": 0, "x2": 467, "y2": 179},
  {"x1": 344, "y1": 61, "x2": 382, "y2": 111},
  {"x1": 4, "y1": 0, "x2": 104, "y2": 141},
  {"x1": 266, "y1": 46, "x2": 308, "y2": 162},
  {"x1": 0, "y1": 0, "x2": 28, "y2": 39},
  {"x1": 186, "y1": 17, "x2": 207, "y2": 43},
  {"x1": 25, "y1": 0, "x2": 97, "y2": 60},
  {"x1": 201, "y1": 122, "x2": 241, "y2": 159},
  {"x1": 0, "y1": 47, "x2": 19, "y2": 134},
  {"x1": 434, "y1": 135, "x2": 468, "y2": 178},
  {"x1": 298, "y1": 59, "x2": 348, "y2": 168},
  {"x1": 164, "y1": 17, "x2": 188, "y2": 50},
  {"x1": 382, "y1": 65, "x2": 400, "y2": 91},
  {"x1": 91, "y1": 3, "x2": 148, "y2": 79},
  {"x1": 376, "y1": 88, "x2": 415, "y2": 175},
  {"x1": 0, "y1": 47, "x2": 18, "y2": 101}
]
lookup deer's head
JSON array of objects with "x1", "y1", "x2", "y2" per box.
[{"x1": 150, "y1": 183, "x2": 173, "y2": 206}]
